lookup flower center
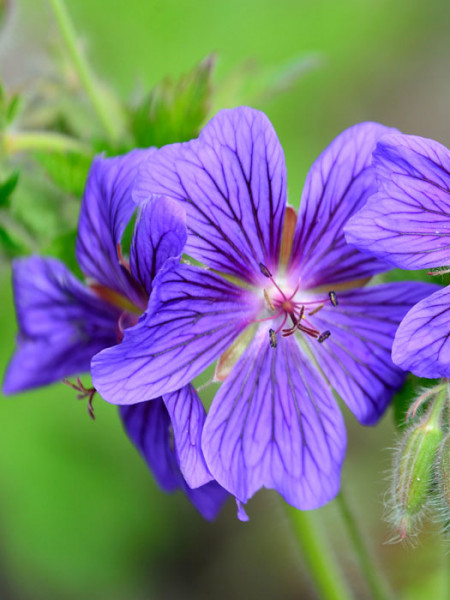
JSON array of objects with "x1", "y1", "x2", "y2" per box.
[{"x1": 258, "y1": 262, "x2": 337, "y2": 348}]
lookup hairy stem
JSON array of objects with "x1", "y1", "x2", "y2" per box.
[{"x1": 48, "y1": 0, "x2": 121, "y2": 143}]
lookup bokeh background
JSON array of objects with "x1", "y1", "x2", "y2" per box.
[{"x1": 0, "y1": 1, "x2": 449, "y2": 598}]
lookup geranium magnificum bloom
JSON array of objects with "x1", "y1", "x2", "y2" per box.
[
  {"x1": 3, "y1": 150, "x2": 228, "y2": 520},
  {"x1": 92, "y1": 107, "x2": 436, "y2": 513},
  {"x1": 345, "y1": 133, "x2": 449, "y2": 378}
]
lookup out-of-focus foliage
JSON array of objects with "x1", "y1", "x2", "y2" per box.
[
  {"x1": 129, "y1": 55, "x2": 215, "y2": 147},
  {"x1": 34, "y1": 150, "x2": 92, "y2": 198}
]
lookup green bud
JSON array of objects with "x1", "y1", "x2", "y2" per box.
[
  {"x1": 435, "y1": 433, "x2": 450, "y2": 533},
  {"x1": 388, "y1": 394, "x2": 445, "y2": 540}
]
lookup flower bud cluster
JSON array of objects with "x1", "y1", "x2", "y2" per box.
[{"x1": 387, "y1": 383, "x2": 449, "y2": 542}]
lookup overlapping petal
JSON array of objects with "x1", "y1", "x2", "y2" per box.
[
  {"x1": 392, "y1": 285, "x2": 450, "y2": 378},
  {"x1": 130, "y1": 195, "x2": 187, "y2": 296},
  {"x1": 91, "y1": 264, "x2": 260, "y2": 405},
  {"x1": 345, "y1": 134, "x2": 450, "y2": 269},
  {"x1": 120, "y1": 398, "x2": 179, "y2": 492},
  {"x1": 289, "y1": 122, "x2": 395, "y2": 288},
  {"x1": 304, "y1": 282, "x2": 439, "y2": 425},
  {"x1": 163, "y1": 385, "x2": 213, "y2": 488},
  {"x1": 202, "y1": 329, "x2": 346, "y2": 510},
  {"x1": 3, "y1": 257, "x2": 120, "y2": 394},
  {"x1": 76, "y1": 149, "x2": 153, "y2": 305},
  {"x1": 120, "y1": 398, "x2": 228, "y2": 520},
  {"x1": 134, "y1": 107, "x2": 287, "y2": 284}
]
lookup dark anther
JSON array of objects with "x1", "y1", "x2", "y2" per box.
[
  {"x1": 259, "y1": 262, "x2": 272, "y2": 278},
  {"x1": 329, "y1": 291, "x2": 338, "y2": 307},
  {"x1": 269, "y1": 328, "x2": 277, "y2": 348},
  {"x1": 318, "y1": 330, "x2": 331, "y2": 343}
]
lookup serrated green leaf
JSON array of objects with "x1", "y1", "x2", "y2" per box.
[
  {"x1": 35, "y1": 150, "x2": 92, "y2": 198},
  {"x1": 0, "y1": 170, "x2": 19, "y2": 209},
  {"x1": 129, "y1": 55, "x2": 215, "y2": 148}
]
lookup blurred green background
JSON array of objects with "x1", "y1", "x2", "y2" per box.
[{"x1": 0, "y1": 0, "x2": 449, "y2": 598}]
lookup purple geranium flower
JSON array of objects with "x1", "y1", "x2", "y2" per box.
[
  {"x1": 345, "y1": 133, "x2": 449, "y2": 379},
  {"x1": 3, "y1": 150, "x2": 228, "y2": 520},
  {"x1": 91, "y1": 107, "x2": 436, "y2": 514}
]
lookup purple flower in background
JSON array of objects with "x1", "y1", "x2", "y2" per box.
[
  {"x1": 3, "y1": 150, "x2": 228, "y2": 520},
  {"x1": 345, "y1": 133, "x2": 450, "y2": 379},
  {"x1": 92, "y1": 107, "x2": 436, "y2": 514}
]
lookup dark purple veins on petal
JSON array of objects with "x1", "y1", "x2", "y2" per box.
[
  {"x1": 134, "y1": 107, "x2": 287, "y2": 284},
  {"x1": 91, "y1": 263, "x2": 260, "y2": 405},
  {"x1": 289, "y1": 122, "x2": 395, "y2": 288},
  {"x1": 202, "y1": 330, "x2": 346, "y2": 510}
]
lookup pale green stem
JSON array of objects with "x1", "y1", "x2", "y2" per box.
[
  {"x1": 3, "y1": 131, "x2": 90, "y2": 156},
  {"x1": 48, "y1": 0, "x2": 120, "y2": 143},
  {"x1": 286, "y1": 505, "x2": 353, "y2": 600},
  {"x1": 336, "y1": 491, "x2": 394, "y2": 600}
]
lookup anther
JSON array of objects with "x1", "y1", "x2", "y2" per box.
[
  {"x1": 259, "y1": 263, "x2": 272, "y2": 278},
  {"x1": 318, "y1": 330, "x2": 331, "y2": 343},
  {"x1": 264, "y1": 288, "x2": 276, "y2": 311},
  {"x1": 329, "y1": 291, "x2": 338, "y2": 306},
  {"x1": 269, "y1": 328, "x2": 277, "y2": 348}
]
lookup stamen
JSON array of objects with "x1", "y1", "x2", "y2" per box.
[
  {"x1": 329, "y1": 291, "x2": 338, "y2": 306},
  {"x1": 269, "y1": 328, "x2": 277, "y2": 348},
  {"x1": 62, "y1": 377, "x2": 96, "y2": 420},
  {"x1": 264, "y1": 288, "x2": 276, "y2": 311},
  {"x1": 308, "y1": 303, "x2": 324, "y2": 316},
  {"x1": 259, "y1": 263, "x2": 272, "y2": 278},
  {"x1": 428, "y1": 267, "x2": 450, "y2": 277},
  {"x1": 318, "y1": 330, "x2": 331, "y2": 343}
]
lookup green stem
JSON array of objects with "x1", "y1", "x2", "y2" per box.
[
  {"x1": 286, "y1": 505, "x2": 353, "y2": 600},
  {"x1": 48, "y1": 0, "x2": 120, "y2": 143},
  {"x1": 336, "y1": 491, "x2": 394, "y2": 600},
  {"x1": 3, "y1": 131, "x2": 91, "y2": 156}
]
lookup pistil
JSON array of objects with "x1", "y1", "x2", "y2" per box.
[{"x1": 258, "y1": 262, "x2": 338, "y2": 348}]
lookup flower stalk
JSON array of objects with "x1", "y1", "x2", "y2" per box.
[
  {"x1": 286, "y1": 505, "x2": 353, "y2": 600},
  {"x1": 336, "y1": 491, "x2": 394, "y2": 600},
  {"x1": 2, "y1": 131, "x2": 90, "y2": 156}
]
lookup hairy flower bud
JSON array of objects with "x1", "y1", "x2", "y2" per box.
[
  {"x1": 435, "y1": 432, "x2": 450, "y2": 533},
  {"x1": 388, "y1": 390, "x2": 446, "y2": 541}
]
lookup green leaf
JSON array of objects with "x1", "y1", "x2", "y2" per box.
[
  {"x1": 0, "y1": 171, "x2": 19, "y2": 209},
  {"x1": 35, "y1": 150, "x2": 92, "y2": 198},
  {"x1": 129, "y1": 55, "x2": 215, "y2": 147}
]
